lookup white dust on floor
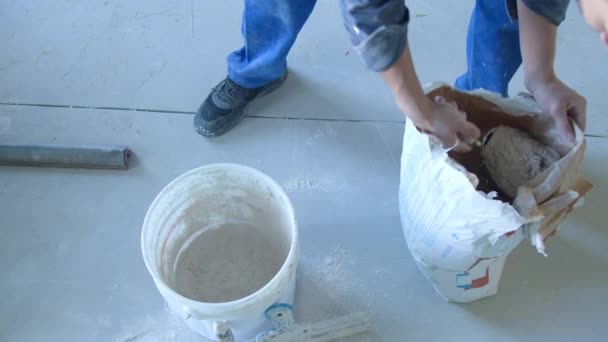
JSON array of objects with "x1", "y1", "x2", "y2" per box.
[
  {"x1": 110, "y1": 307, "x2": 201, "y2": 342},
  {"x1": 300, "y1": 245, "x2": 393, "y2": 320},
  {"x1": 282, "y1": 176, "x2": 353, "y2": 193}
]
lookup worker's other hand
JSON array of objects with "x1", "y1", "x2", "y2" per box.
[
  {"x1": 578, "y1": 0, "x2": 608, "y2": 48},
  {"x1": 528, "y1": 78, "x2": 587, "y2": 142},
  {"x1": 414, "y1": 96, "x2": 481, "y2": 153}
]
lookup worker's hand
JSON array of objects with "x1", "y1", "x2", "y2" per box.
[
  {"x1": 528, "y1": 77, "x2": 587, "y2": 142},
  {"x1": 413, "y1": 96, "x2": 481, "y2": 152},
  {"x1": 379, "y1": 46, "x2": 479, "y2": 152},
  {"x1": 517, "y1": 0, "x2": 587, "y2": 142}
]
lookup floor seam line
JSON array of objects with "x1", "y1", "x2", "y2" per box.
[
  {"x1": 4, "y1": 102, "x2": 606, "y2": 136},
  {"x1": 0, "y1": 102, "x2": 406, "y2": 124}
]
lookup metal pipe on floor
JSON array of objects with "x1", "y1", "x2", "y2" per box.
[{"x1": 0, "y1": 144, "x2": 131, "y2": 170}]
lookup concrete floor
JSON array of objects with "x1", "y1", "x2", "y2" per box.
[{"x1": 1, "y1": 1, "x2": 607, "y2": 341}]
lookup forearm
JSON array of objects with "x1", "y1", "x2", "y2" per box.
[
  {"x1": 517, "y1": 0, "x2": 587, "y2": 138},
  {"x1": 517, "y1": 0, "x2": 559, "y2": 91},
  {"x1": 341, "y1": 0, "x2": 481, "y2": 148},
  {"x1": 380, "y1": 45, "x2": 430, "y2": 125}
]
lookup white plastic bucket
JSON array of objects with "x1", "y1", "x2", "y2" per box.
[{"x1": 141, "y1": 164, "x2": 299, "y2": 341}]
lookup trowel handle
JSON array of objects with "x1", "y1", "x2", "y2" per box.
[
  {"x1": 299, "y1": 312, "x2": 369, "y2": 341},
  {"x1": 258, "y1": 304, "x2": 369, "y2": 342}
]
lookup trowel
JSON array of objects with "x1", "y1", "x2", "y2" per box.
[{"x1": 214, "y1": 304, "x2": 369, "y2": 342}]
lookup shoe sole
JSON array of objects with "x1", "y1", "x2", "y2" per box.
[{"x1": 194, "y1": 72, "x2": 288, "y2": 138}]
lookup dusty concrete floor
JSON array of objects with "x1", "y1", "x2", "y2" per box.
[{"x1": 1, "y1": 1, "x2": 607, "y2": 341}]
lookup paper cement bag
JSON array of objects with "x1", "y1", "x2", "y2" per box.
[{"x1": 399, "y1": 84, "x2": 593, "y2": 302}]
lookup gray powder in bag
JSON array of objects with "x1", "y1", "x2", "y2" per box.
[{"x1": 481, "y1": 125, "x2": 561, "y2": 199}]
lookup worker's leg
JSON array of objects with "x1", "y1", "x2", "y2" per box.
[
  {"x1": 454, "y1": 0, "x2": 522, "y2": 97},
  {"x1": 228, "y1": 0, "x2": 317, "y2": 88},
  {"x1": 195, "y1": 0, "x2": 317, "y2": 137}
]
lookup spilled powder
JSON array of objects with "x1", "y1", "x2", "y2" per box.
[
  {"x1": 110, "y1": 307, "x2": 199, "y2": 342},
  {"x1": 316, "y1": 248, "x2": 365, "y2": 301},
  {"x1": 305, "y1": 123, "x2": 338, "y2": 146},
  {"x1": 300, "y1": 246, "x2": 370, "y2": 314},
  {"x1": 282, "y1": 176, "x2": 351, "y2": 194}
]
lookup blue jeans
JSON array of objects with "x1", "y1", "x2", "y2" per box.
[
  {"x1": 228, "y1": 0, "x2": 521, "y2": 96},
  {"x1": 227, "y1": 0, "x2": 317, "y2": 88},
  {"x1": 455, "y1": 0, "x2": 522, "y2": 97}
]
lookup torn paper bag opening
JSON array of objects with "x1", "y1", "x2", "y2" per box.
[{"x1": 399, "y1": 84, "x2": 593, "y2": 302}]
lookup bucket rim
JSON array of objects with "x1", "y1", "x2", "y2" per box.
[{"x1": 141, "y1": 163, "x2": 298, "y2": 319}]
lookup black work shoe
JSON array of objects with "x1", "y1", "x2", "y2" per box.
[{"x1": 194, "y1": 72, "x2": 288, "y2": 137}]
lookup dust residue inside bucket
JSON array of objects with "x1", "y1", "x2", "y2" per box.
[{"x1": 173, "y1": 222, "x2": 289, "y2": 303}]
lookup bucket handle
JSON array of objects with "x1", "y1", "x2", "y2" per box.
[{"x1": 180, "y1": 305, "x2": 235, "y2": 342}]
